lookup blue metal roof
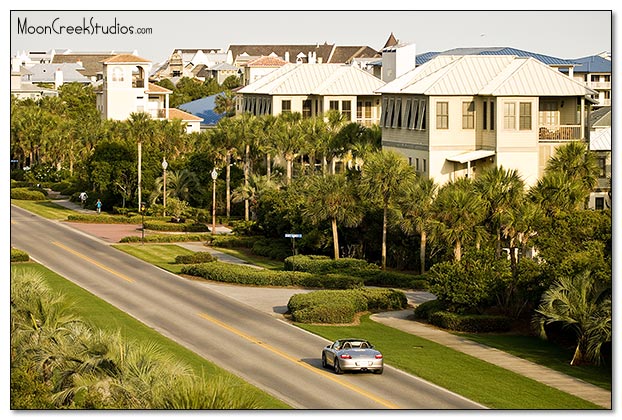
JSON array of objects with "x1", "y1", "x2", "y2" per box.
[
  {"x1": 416, "y1": 47, "x2": 575, "y2": 66},
  {"x1": 570, "y1": 55, "x2": 612, "y2": 73},
  {"x1": 178, "y1": 93, "x2": 225, "y2": 126}
]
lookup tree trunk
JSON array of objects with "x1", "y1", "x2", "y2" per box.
[
  {"x1": 244, "y1": 144, "x2": 250, "y2": 221},
  {"x1": 322, "y1": 155, "x2": 328, "y2": 175},
  {"x1": 381, "y1": 206, "x2": 387, "y2": 269},
  {"x1": 331, "y1": 217, "x2": 340, "y2": 260},
  {"x1": 454, "y1": 240, "x2": 462, "y2": 261},
  {"x1": 570, "y1": 338, "x2": 587, "y2": 366},
  {"x1": 226, "y1": 151, "x2": 231, "y2": 218},
  {"x1": 286, "y1": 158, "x2": 293, "y2": 184},
  {"x1": 266, "y1": 153, "x2": 271, "y2": 180},
  {"x1": 420, "y1": 229, "x2": 427, "y2": 274},
  {"x1": 495, "y1": 226, "x2": 502, "y2": 259}
]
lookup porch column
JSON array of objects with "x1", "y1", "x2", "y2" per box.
[{"x1": 580, "y1": 97, "x2": 585, "y2": 140}]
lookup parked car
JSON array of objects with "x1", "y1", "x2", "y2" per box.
[{"x1": 321, "y1": 338, "x2": 383, "y2": 374}]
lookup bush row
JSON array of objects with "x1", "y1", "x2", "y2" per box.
[
  {"x1": 181, "y1": 262, "x2": 363, "y2": 289},
  {"x1": 11, "y1": 248, "x2": 30, "y2": 262},
  {"x1": 428, "y1": 311, "x2": 512, "y2": 333},
  {"x1": 174, "y1": 252, "x2": 217, "y2": 264},
  {"x1": 414, "y1": 299, "x2": 512, "y2": 333},
  {"x1": 208, "y1": 235, "x2": 262, "y2": 249},
  {"x1": 283, "y1": 255, "x2": 429, "y2": 289},
  {"x1": 68, "y1": 214, "x2": 145, "y2": 224},
  {"x1": 120, "y1": 233, "x2": 214, "y2": 243},
  {"x1": 251, "y1": 239, "x2": 292, "y2": 260},
  {"x1": 143, "y1": 220, "x2": 210, "y2": 232},
  {"x1": 10, "y1": 188, "x2": 47, "y2": 201},
  {"x1": 287, "y1": 288, "x2": 408, "y2": 324},
  {"x1": 284, "y1": 255, "x2": 374, "y2": 273}
]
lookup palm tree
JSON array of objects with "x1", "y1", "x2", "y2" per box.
[
  {"x1": 302, "y1": 174, "x2": 363, "y2": 259},
  {"x1": 210, "y1": 118, "x2": 240, "y2": 217},
  {"x1": 534, "y1": 271, "x2": 611, "y2": 366},
  {"x1": 399, "y1": 176, "x2": 438, "y2": 274},
  {"x1": 359, "y1": 150, "x2": 417, "y2": 269},
  {"x1": 232, "y1": 113, "x2": 260, "y2": 221},
  {"x1": 528, "y1": 171, "x2": 586, "y2": 216},
  {"x1": 433, "y1": 178, "x2": 486, "y2": 261},
  {"x1": 474, "y1": 166, "x2": 525, "y2": 258},
  {"x1": 232, "y1": 173, "x2": 282, "y2": 221},
  {"x1": 127, "y1": 112, "x2": 155, "y2": 209},
  {"x1": 214, "y1": 90, "x2": 237, "y2": 117},
  {"x1": 274, "y1": 113, "x2": 304, "y2": 184},
  {"x1": 546, "y1": 141, "x2": 599, "y2": 193}
]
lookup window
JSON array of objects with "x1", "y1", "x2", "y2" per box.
[
  {"x1": 409, "y1": 99, "x2": 419, "y2": 129},
  {"x1": 329, "y1": 100, "x2": 339, "y2": 111},
  {"x1": 519, "y1": 102, "x2": 532, "y2": 130},
  {"x1": 282, "y1": 100, "x2": 291, "y2": 114},
  {"x1": 604, "y1": 75, "x2": 611, "y2": 82},
  {"x1": 490, "y1": 101, "x2": 495, "y2": 130},
  {"x1": 364, "y1": 101, "x2": 372, "y2": 119},
  {"x1": 386, "y1": 98, "x2": 394, "y2": 128},
  {"x1": 380, "y1": 98, "x2": 388, "y2": 126},
  {"x1": 597, "y1": 157, "x2": 607, "y2": 177},
  {"x1": 418, "y1": 100, "x2": 427, "y2": 130},
  {"x1": 112, "y1": 67, "x2": 124, "y2": 82},
  {"x1": 302, "y1": 99, "x2": 312, "y2": 118},
  {"x1": 408, "y1": 157, "x2": 413, "y2": 166},
  {"x1": 423, "y1": 159, "x2": 427, "y2": 172},
  {"x1": 357, "y1": 101, "x2": 362, "y2": 119},
  {"x1": 591, "y1": 75, "x2": 599, "y2": 82},
  {"x1": 416, "y1": 158, "x2": 420, "y2": 171},
  {"x1": 436, "y1": 102, "x2": 449, "y2": 129},
  {"x1": 504, "y1": 102, "x2": 516, "y2": 129},
  {"x1": 483, "y1": 101, "x2": 488, "y2": 130},
  {"x1": 462, "y1": 101, "x2": 475, "y2": 129},
  {"x1": 595, "y1": 197, "x2": 605, "y2": 210},
  {"x1": 404, "y1": 99, "x2": 412, "y2": 128},
  {"x1": 604, "y1": 91, "x2": 611, "y2": 99},
  {"x1": 341, "y1": 101, "x2": 351, "y2": 120},
  {"x1": 392, "y1": 99, "x2": 401, "y2": 128}
]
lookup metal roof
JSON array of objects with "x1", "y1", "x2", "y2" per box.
[
  {"x1": 238, "y1": 63, "x2": 384, "y2": 96},
  {"x1": 570, "y1": 55, "x2": 612, "y2": 73},
  {"x1": 26, "y1": 63, "x2": 91, "y2": 83},
  {"x1": 416, "y1": 47, "x2": 576, "y2": 66},
  {"x1": 377, "y1": 55, "x2": 597, "y2": 98},
  {"x1": 590, "y1": 127, "x2": 611, "y2": 151},
  {"x1": 447, "y1": 150, "x2": 495, "y2": 164},
  {"x1": 178, "y1": 93, "x2": 225, "y2": 125}
]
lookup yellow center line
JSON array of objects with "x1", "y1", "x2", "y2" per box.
[
  {"x1": 52, "y1": 241, "x2": 135, "y2": 283},
  {"x1": 197, "y1": 312, "x2": 399, "y2": 409}
]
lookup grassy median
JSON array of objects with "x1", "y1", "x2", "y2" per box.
[
  {"x1": 297, "y1": 316, "x2": 602, "y2": 409},
  {"x1": 11, "y1": 261, "x2": 290, "y2": 409}
]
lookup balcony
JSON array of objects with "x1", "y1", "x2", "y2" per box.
[
  {"x1": 588, "y1": 81, "x2": 611, "y2": 90},
  {"x1": 539, "y1": 125, "x2": 582, "y2": 140}
]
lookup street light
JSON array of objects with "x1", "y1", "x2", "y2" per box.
[
  {"x1": 211, "y1": 168, "x2": 218, "y2": 235},
  {"x1": 140, "y1": 201, "x2": 146, "y2": 246},
  {"x1": 162, "y1": 157, "x2": 168, "y2": 217}
]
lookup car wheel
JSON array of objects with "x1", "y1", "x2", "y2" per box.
[
  {"x1": 334, "y1": 358, "x2": 342, "y2": 374},
  {"x1": 374, "y1": 367, "x2": 384, "y2": 374},
  {"x1": 321, "y1": 353, "x2": 328, "y2": 368}
]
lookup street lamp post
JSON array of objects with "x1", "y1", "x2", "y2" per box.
[
  {"x1": 162, "y1": 157, "x2": 168, "y2": 217},
  {"x1": 137, "y1": 141, "x2": 142, "y2": 212},
  {"x1": 140, "y1": 202, "x2": 146, "y2": 246},
  {"x1": 211, "y1": 168, "x2": 218, "y2": 235}
]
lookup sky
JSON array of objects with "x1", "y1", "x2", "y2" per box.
[{"x1": 8, "y1": 7, "x2": 614, "y2": 65}]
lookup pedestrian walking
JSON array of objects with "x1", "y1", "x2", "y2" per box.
[
  {"x1": 96, "y1": 199, "x2": 102, "y2": 214},
  {"x1": 79, "y1": 192, "x2": 88, "y2": 208}
]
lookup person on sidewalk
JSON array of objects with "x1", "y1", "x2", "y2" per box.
[
  {"x1": 96, "y1": 199, "x2": 102, "y2": 214},
  {"x1": 79, "y1": 192, "x2": 88, "y2": 208}
]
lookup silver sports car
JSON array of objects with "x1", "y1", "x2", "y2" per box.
[{"x1": 321, "y1": 338, "x2": 383, "y2": 374}]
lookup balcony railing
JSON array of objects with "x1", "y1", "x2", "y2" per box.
[
  {"x1": 539, "y1": 125, "x2": 582, "y2": 140},
  {"x1": 588, "y1": 81, "x2": 611, "y2": 89}
]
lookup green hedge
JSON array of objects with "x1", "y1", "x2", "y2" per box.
[
  {"x1": 174, "y1": 252, "x2": 217, "y2": 264},
  {"x1": 413, "y1": 299, "x2": 446, "y2": 320},
  {"x1": 11, "y1": 248, "x2": 30, "y2": 262},
  {"x1": 429, "y1": 311, "x2": 512, "y2": 333},
  {"x1": 209, "y1": 236, "x2": 261, "y2": 249},
  {"x1": 10, "y1": 188, "x2": 47, "y2": 201},
  {"x1": 288, "y1": 288, "x2": 408, "y2": 324},
  {"x1": 284, "y1": 255, "x2": 374, "y2": 273},
  {"x1": 67, "y1": 214, "x2": 144, "y2": 224},
  {"x1": 181, "y1": 262, "x2": 362, "y2": 289},
  {"x1": 144, "y1": 220, "x2": 210, "y2": 232},
  {"x1": 251, "y1": 239, "x2": 291, "y2": 260},
  {"x1": 120, "y1": 233, "x2": 214, "y2": 243}
]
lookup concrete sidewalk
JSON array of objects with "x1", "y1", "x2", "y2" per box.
[{"x1": 371, "y1": 311, "x2": 612, "y2": 409}]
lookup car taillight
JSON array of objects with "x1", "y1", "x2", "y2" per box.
[
  {"x1": 340, "y1": 354, "x2": 352, "y2": 359},
  {"x1": 375, "y1": 354, "x2": 383, "y2": 359}
]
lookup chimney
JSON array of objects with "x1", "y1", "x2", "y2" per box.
[
  {"x1": 76, "y1": 60, "x2": 83, "y2": 68},
  {"x1": 54, "y1": 67, "x2": 63, "y2": 89},
  {"x1": 284, "y1": 51, "x2": 290, "y2": 62}
]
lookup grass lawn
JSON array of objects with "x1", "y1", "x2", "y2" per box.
[
  {"x1": 113, "y1": 243, "x2": 194, "y2": 274},
  {"x1": 11, "y1": 262, "x2": 290, "y2": 409},
  {"x1": 11, "y1": 199, "x2": 76, "y2": 220},
  {"x1": 457, "y1": 333, "x2": 611, "y2": 391},
  {"x1": 211, "y1": 246, "x2": 285, "y2": 270},
  {"x1": 297, "y1": 315, "x2": 602, "y2": 409}
]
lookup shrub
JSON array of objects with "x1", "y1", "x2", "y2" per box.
[
  {"x1": 413, "y1": 299, "x2": 446, "y2": 320},
  {"x1": 287, "y1": 288, "x2": 408, "y2": 324},
  {"x1": 284, "y1": 255, "x2": 373, "y2": 273},
  {"x1": 11, "y1": 248, "x2": 29, "y2": 262},
  {"x1": 120, "y1": 234, "x2": 214, "y2": 243},
  {"x1": 180, "y1": 262, "x2": 362, "y2": 289},
  {"x1": 67, "y1": 214, "x2": 144, "y2": 224},
  {"x1": 209, "y1": 236, "x2": 260, "y2": 249},
  {"x1": 144, "y1": 220, "x2": 210, "y2": 232},
  {"x1": 251, "y1": 238, "x2": 291, "y2": 260},
  {"x1": 10, "y1": 188, "x2": 46, "y2": 201},
  {"x1": 174, "y1": 252, "x2": 217, "y2": 264},
  {"x1": 429, "y1": 311, "x2": 512, "y2": 333}
]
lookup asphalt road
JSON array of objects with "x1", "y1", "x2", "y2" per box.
[{"x1": 10, "y1": 205, "x2": 485, "y2": 410}]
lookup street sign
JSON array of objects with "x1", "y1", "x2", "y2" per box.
[{"x1": 284, "y1": 233, "x2": 302, "y2": 238}]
